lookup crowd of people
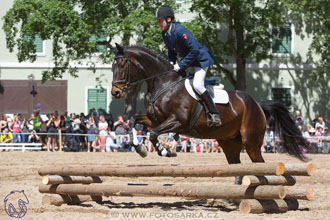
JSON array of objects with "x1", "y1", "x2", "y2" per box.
[
  {"x1": 263, "y1": 111, "x2": 330, "y2": 154},
  {"x1": 0, "y1": 109, "x2": 329, "y2": 154}
]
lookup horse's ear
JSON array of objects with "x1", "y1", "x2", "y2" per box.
[{"x1": 115, "y1": 43, "x2": 124, "y2": 55}]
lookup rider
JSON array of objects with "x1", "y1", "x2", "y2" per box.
[{"x1": 155, "y1": 6, "x2": 222, "y2": 127}]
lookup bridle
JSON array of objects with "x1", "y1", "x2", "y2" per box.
[{"x1": 112, "y1": 49, "x2": 171, "y2": 92}]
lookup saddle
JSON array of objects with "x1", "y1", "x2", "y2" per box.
[{"x1": 185, "y1": 78, "x2": 229, "y2": 135}]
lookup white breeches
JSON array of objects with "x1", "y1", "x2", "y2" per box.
[{"x1": 193, "y1": 67, "x2": 208, "y2": 95}]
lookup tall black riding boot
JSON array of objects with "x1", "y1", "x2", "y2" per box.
[{"x1": 200, "y1": 91, "x2": 222, "y2": 127}]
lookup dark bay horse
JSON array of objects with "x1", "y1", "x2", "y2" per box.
[{"x1": 111, "y1": 43, "x2": 309, "y2": 168}]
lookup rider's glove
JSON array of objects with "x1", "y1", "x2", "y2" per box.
[{"x1": 173, "y1": 63, "x2": 180, "y2": 72}]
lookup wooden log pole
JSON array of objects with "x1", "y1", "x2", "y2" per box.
[
  {"x1": 39, "y1": 184, "x2": 286, "y2": 200},
  {"x1": 42, "y1": 194, "x2": 102, "y2": 206},
  {"x1": 42, "y1": 175, "x2": 103, "y2": 185},
  {"x1": 38, "y1": 162, "x2": 285, "y2": 177},
  {"x1": 239, "y1": 199, "x2": 299, "y2": 214},
  {"x1": 283, "y1": 163, "x2": 315, "y2": 176},
  {"x1": 285, "y1": 187, "x2": 314, "y2": 200},
  {"x1": 242, "y1": 175, "x2": 296, "y2": 186}
]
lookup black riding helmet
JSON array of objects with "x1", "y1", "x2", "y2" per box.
[{"x1": 155, "y1": 6, "x2": 174, "y2": 20}]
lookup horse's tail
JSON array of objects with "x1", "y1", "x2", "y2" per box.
[{"x1": 259, "y1": 100, "x2": 310, "y2": 161}]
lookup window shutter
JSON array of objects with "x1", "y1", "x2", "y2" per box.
[
  {"x1": 34, "y1": 35, "x2": 44, "y2": 53},
  {"x1": 90, "y1": 35, "x2": 107, "y2": 53},
  {"x1": 272, "y1": 24, "x2": 292, "y2": 54},
  {"x1": 87, "y1": 89, "x2": 107, "y2": 112}
]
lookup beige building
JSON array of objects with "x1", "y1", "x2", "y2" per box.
[{"x1": 1, "y1": 0, "x2": 328, "y2": 125}]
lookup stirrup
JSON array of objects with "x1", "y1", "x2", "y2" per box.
[{"x1": 207, "y1": 113, "x2": 222, "y2": 127}]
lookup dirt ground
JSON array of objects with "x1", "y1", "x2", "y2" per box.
[{"x1": 0, "y1": 151, "x2": 329, "y2": 220}]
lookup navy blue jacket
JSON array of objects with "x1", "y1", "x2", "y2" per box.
[{"x1": 162, "y1": 23, "x2": 214, "y2": 70}]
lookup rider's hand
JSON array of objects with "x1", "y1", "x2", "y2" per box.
[{"x1": 173, "y1": 64, "x2": 180, "y2": 72}]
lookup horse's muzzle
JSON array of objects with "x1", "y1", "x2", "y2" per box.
[{"x1": 111, "y1": 89, "x2": 122, "y2": 99}]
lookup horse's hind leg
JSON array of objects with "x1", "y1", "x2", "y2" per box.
[{"x1": 217, "y1": 137, "x2": 244, "y2": 184}]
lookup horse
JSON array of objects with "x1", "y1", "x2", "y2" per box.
[{"x1": 110, "y1": 43, "x2": 309, "y2": 183}]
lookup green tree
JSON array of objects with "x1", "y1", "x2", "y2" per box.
[
  {"x1": 281, "y1": 0, "x2": 329, "y2": 79},
  {"x1": 190, "y1": 0, "x2": 329, "y2": 90},
  {"x1": 2, "y1": 0, "x2": 176, "y2": 117},
  {"x1": 190, "y1": 0, "x2": 288, "y2": 91}
]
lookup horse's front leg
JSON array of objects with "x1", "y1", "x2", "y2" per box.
[
  {"x1": 149, "y1": 116, "x2": 182, "y2": 157},
  {"x1": 128, "y1": 114, "x2": 155, "y2": 158}
]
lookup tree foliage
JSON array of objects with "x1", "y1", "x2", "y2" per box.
[
  {"x1": 2, "y1": 0, "x2": 176, "y2": 81},
  {"x1": 190, "y1": 0, "x2": 289, "y2": 90},
  {"x1": 2, "y1": 0, "x2": 329, "y2": 90},
  {"x1": 281, "y1": 0, "x2": 329, "y2": 79}
]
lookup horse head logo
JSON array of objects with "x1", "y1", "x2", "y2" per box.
[{"x1": 4, "y1": 190, "x2": 29, "y2": 218}]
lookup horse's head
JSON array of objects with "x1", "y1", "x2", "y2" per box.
[{"x1": 111, "y1": 43, "x2": 142, "y2": 99}]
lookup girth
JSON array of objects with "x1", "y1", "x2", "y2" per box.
[{"x1": 147, "y1": 78, "x2": 185, "y2": 124}]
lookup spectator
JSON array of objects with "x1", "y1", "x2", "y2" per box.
[
  {"x1": 158, "y1": 133, "x2": 169, "y2": 149},
  {"x1": 114, "y1": 115, "x2": 129, "y2": 145},
  {"x1": 11, "y1": 115, "x2": 22, "y2": 145},
  {"x1": 86, "y1": 115, "x2": 96, "y2": 152},
  {"x1": 191, "y1": 138, "x2": 203, "y2": 153},
  {"x1": 64, "y1": 122, "x2": 79, "y2": 152},
  {"x1": 29, "y1": 110, "x2": 43, "y2": 133},
  {"x1": 316, "y1": 126, "x2": 324, "y2": 153},
  {"x1": 263, "y1": 127, "x2": 275, "y2": 153},
  {"x1": 312, "y1": 114, "x2": 319, "y2": 128},
  {"x1": 79, "y1": 113, "x2": 88, "y2": 151},
  {"x1": 98, "y1": 115, "x2": 108, "y2": 152},
  {"x1": 145, "y1": 135, "x2": 155, "y2": 152},
  {"x1": 28, "y1": 129, "x2": 41, "y2": 148},
  {"x1": 211, "y1": 139, "x2": 221, "y2": 153},
  {"x1": 92, "y1": 135, "x2": 101, "y2": 152},
  {"x1": 6, "y1": 115, "x2": 13, "y2": 131},
  {"x1": 322, "y1": 127, "x2": 330, "y2": 153},
  {"x1": 119, "y1": 136, "x2": 131, "y2": 152},
  {"x1": 0, "y1": 115, "x2": 7, "y2": 132},
  {"x1": 71, "y1": 113, "x2": 81, "y2": 149},
  {"x1": 105, "y1": 113, "x2": 114, "y2": 131},
  {"x1": 105, "y1": 128, "x2": 119, "y2": 152},
  {"x1": 294, "y1": 111, "x2": 304, "y2": 130},
  {"x1": 46, "y1": 114, "x2": 60, "y2": 152},
  {"x1": 203, "y1": 139, "x2": 213, "y2": 153},
  {"x1": 315, "y1": 116, "x2": 326, "y2": 130},
  {"x1": 305, "y1": 127, "x2": 318, "y2": 153},
  {"x1": 168, "y1": 133, "x2": 177, "y2": 152},
  {"x1": 0, "y1": 127, "x2": 13, "y2": 151},
  {"x1": 20, "y1": 118, "x2": 30, "y2": 143},
  {"x1": 58, "y1": 115, "x2": 66, "y2": 144}
]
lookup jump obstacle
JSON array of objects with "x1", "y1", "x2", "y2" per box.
[{"x1": 38, "y1": 162, "x2": 315, "y2": 214}]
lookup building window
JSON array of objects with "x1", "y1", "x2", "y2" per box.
[
  {"x1": 90, "y1": 35, "x2": 107, "y2": 53},
  {"x1": 34, "y1": 35, "x2": 44, "y2": 53},
  {"x1": 24, "y1": 35, "x2": 45, "y2": 55},
  {"x1": 271, "y1": 87, "x2": 293, "y2": 111},
  {"x1": 272, "y1": 24, "x2": 292, "y2": 54},
  {"x1": 87, "y1": 88, "x2": 107, "y2": 113}
]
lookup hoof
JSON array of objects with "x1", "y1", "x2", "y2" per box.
[
  {"x1": 135, "y1": 144, "x2": 148, "y2": 158},
  {"x1": 168, "y1": 149, "x2": 177, "y2": 157}
]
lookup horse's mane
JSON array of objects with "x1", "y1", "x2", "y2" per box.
[{"x1": 127, "y1": 45, "x2": 171, "y2": 66}]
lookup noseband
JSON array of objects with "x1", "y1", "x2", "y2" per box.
[{"x1": 112, "y1": 50, "x2": 171, "y2": 92}]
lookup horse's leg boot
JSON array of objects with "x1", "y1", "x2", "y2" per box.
[{"x1": 200, "y1": 91, "x2": 222, "y2": 127}]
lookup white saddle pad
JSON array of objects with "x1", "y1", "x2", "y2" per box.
[{"x1": 184, "y1": 79, "x2": 229, "y2": 104}]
